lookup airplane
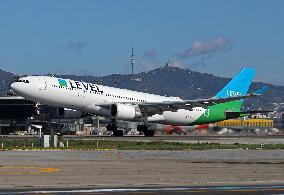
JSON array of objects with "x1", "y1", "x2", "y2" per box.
[{"x1": 10, "y1": 67, "x2": 268, "y2": 137}]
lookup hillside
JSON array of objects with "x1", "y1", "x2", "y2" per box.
[{"x1": 0, "y1": 69, "x2": 14, "y2": 96}]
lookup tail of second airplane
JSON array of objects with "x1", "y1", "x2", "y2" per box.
[{"x1": 215, "y1": 67, "x2": 255, "y2": 99}]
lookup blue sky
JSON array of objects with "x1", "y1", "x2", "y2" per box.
[{"x1": 0, "y1": 0, "x2": 283, "y2": 85}]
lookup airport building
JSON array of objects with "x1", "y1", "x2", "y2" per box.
[
  {"x1": 0, "y1": 95, "x2": 99, "y2": 135},
  {"x1": 215, "y1": 119, "x2": 274, "y2": 128},
  {"x1": 0, "y1": 96, "x2": 35, "y2": 134}
]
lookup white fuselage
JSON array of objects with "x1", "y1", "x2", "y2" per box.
[{"x1": 10, "y1": 76, "x2": 207, "y2": 125}]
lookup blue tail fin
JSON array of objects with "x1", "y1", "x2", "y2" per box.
[{"x1": 215, "y1": 68, "x2": 255, "y2": 98}]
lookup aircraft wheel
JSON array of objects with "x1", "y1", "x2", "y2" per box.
[
  {"x1": 146, "y1": 130, "x2": 155, "y2": 137},
  {"x1": 143, "y1": 130, "x2": 155, "y2": 137},
  {"x1": 106, "y1": 124, "x2": 117, "y2": 132},
  {"x1": 113, "y1": 130, "x2": 124, "y2": 137},
  {"x1": 137, "y1": 125, "x2": 148, "y2": 132},
  {"x1": 143, "y1": 130, "x2": 149, "y2": 137}
]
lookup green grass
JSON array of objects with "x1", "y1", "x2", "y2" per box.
[
  {"x1": 0, "y1": 139, "x2": 40, "y2": 149},
  {"x1": 1, "y1": 138, "x2": 284, "y2": 150}
]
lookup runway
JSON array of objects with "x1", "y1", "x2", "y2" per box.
[
  {"x1": 1, "y1": 136, "x2": 284, "y2": 194},
  {"x1": 1, "y1": 150, "x2": 284, "y2": 190},
  {"x1": 1, "y1": 185, "x2": 284, "y2": 194}
]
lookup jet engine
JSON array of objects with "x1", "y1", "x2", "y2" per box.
[
  {"x1": 57, "y1": 108, "x2": 85, "y2": 119},
  {"x1": 110, "y1": 103, "x2": 142, "y2": 120}
]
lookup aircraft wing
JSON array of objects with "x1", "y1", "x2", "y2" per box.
[
  {"x1": 138, "y1": 86, "x2": 268, "y2": 115},
  {"x1": 96, "y1": 86, "x2": 268, "y2": 116},
  {"x1": 137, "y1": 92, "x2": 261, "y2": 115}
]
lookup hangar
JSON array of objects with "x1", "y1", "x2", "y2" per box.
[
  {"x1": 0, "y1": 96, "x2": 91, "y2": 135},
  {"x1": 0, "y1": 96, "x2": 35, "y2": 134}
]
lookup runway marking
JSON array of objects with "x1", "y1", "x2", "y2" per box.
[
  {"x1": 176, "y1": 190, "x2": 207, "y2": 193},
  {"x1": 0, "y1": 166, "x2": 59, "y2": 175},
  {"x1": 1, "y1": 186, "x2": 284, "y2": 194},
  {"x1": 270, "y1": 188, "x2": 284, "y2": 191},
  {"x1": 104, "y1": 152, "x2": 113, "y2": 157},
  {"x1": 128, "y1": 192, "x2": 156, "y2": 194},
  {"x1": 225, "y1": 189, "x2": 258, "y2": 192}
]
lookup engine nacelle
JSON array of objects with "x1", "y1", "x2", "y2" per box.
[
  {"x1": 57, "y1": 108, "x2": 84, "y2": 119},
  {"x1": 110, "y1": 103, "x2": 142, "y2": 120}
]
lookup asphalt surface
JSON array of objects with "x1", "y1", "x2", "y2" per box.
[
  {"x1": 1, "y1": 185, "x2": 284, "y2": 194},
  {"x1": 1, "y1": 136, "x2": 284, "y2": 194},
  {"x1": 1, "y1": 150, "x2": 284, "y2": 190}
]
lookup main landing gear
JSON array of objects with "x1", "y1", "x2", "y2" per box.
[
  {"x1": 137, "y1": 125, "x2": 155, "y2": 137},
  {"x1": 106, "y1": 118, "x2": 123, "y2": 137},
  {"x1": 106, "y1": 117, "x2": 154, "y2": 137}
]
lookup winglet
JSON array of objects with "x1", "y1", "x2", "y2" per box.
[{"x1": 254, "y1": 86, "x2": 268, "y2": 95}]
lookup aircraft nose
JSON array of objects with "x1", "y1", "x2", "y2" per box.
[{"x1": 10, "y1": 82, "x2": 20, "y2": 93}]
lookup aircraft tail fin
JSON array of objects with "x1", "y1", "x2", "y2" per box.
[{"x1": 215, "y1": 67, "x2": 255, "y2": 98}]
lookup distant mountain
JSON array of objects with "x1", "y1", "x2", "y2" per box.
[
  {"x1": 1, "y1": 66, "x2": 284, "y2": 109},
  {"x1": 0, "y1": 69, "x2": 14, "y2": 96}
]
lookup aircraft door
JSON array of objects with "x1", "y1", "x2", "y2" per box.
[
  {"x1": 38, "y1": 79, "x2": 47, "y2": 93},
  {"x1": 77, "y1": 89, "x2": 86, "y2": 99}
]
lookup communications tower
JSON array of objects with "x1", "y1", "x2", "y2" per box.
[{"x1": 130, "y1": 46, "x2": 135, "y2": 76}]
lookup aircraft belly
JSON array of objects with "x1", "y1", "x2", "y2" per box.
[
  {"x1": 39, "y1": 88, "x2": 71, "y2": 108},
  {"x1": 33, "y1": 87, "x2": 81, "y2": 109},
  {"x1": 162, "y1": 110, "x2": 204, "y2": 125}
]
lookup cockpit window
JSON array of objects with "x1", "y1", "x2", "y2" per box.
[{"x1": 16, "y1": 79, "x2": 30, "y2": 83}]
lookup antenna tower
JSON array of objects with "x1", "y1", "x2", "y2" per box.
[{"x1": 130, "y1": 44, "x2": 135, "y2": 76}]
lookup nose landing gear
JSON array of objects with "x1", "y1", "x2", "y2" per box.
[{"x1": 106, "y1": 118, "x2": 123, "y2": 137}]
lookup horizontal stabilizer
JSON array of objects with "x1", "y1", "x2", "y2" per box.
[{"x1": 254, "y1": 86, "x2": 268, "y2": 95}]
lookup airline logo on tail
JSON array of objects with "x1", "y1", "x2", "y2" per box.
[
  {"x1": 215, "y1": 68, "x2": 255, "y2": 98},
  {"x1": 226, "y1": 90, "x2": 241, "y2": 97}
]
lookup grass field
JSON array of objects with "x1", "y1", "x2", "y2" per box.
[{"x1": 1, "y1": 138, "x2": 284, "y2": 150}]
